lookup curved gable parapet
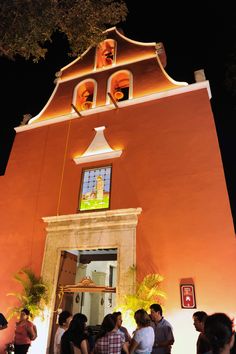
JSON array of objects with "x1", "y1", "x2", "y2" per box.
[
  {"x1": 56, "y1": 27, "x2": 159, "y2": 83},
  {"x1": 59, "y1": 46, "x2": 96, "y2": 82},
  {"x1": 27, "y1": 27, "x2": 188, "y2": 126}
]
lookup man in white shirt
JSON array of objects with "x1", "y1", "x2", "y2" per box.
[{"x1": 54, "y1": 310, "x2": 72, "y2": 354}]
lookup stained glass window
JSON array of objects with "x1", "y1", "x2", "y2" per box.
[{"x1": 79, "y1": 166, "x2": 112, "y2": 211}]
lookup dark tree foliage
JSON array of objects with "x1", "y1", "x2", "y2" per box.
[{"x1": 0, "y1": 0, "x2": 128, "y2": 61}]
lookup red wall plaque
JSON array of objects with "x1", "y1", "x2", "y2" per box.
[{"x1": 180, "y1": 284, "x2": 196, "y2": 308}]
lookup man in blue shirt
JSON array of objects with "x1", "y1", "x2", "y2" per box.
[{"x1": 150, "y1": 304, "x2": 174, "y2": 354}]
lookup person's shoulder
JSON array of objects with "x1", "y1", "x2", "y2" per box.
[
  {"x1": 117, "y1": 329, "x2": 125, "y2": 337},
  {"x1": 55, "y1": 326, "x2": 65, "y2": 336},
  {"x1": 161, "y1": 318, "x2": 174, "y2": 331},
  {"x1": 147, "y1": 325, "x2": 154, "y2": 331},
  {"x1": 142, "y1": 326, "x2": 154, "y2": 333},
  {"x1": 110, "y1": 330, "x2": 123, "y2": 339},
  {"x1": 81, "y1": 331, "x2": 89, "y2": 340},
  {"x1": 61, "y1": 329, "x2": 69, "y2": 341},
  {"x1": 149, "y1": 319, "x2": 155, "y2": 327},
  {"x1": 113, "y1": 330, "x2": 122, "y2": 336},
  {"x1": 162, "y1": 318, "x2": 172, "y2": 326},
  {"x1": 134, "y1": 327, "x2": 144, "y2": 337},
  {"x1": 120, "y1": 326, "x2": 129, "y2": 332},
  {"x1": 27, "y1": 320, "x2": 34, "y2": 328}
]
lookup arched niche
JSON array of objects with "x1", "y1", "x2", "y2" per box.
[
  {"x1": 107, "y1": 70, "x2": 133, "y2": 103},
  {"x1": 73, "y1": 79, "x2": 97, "y2": 111},
  {"x1": 95, "y1": 39, "x2": 116, "y2": 69}
]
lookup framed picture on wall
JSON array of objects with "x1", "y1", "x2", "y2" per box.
[{"x1": 78, "y1": 165, "x2": 112, "y2": 212}]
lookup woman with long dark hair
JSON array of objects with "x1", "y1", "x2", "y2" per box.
[
  {"x1": 61, "y1": 313, "x2": 90, "y2": 354},
  {"x1": 204, "y1": 313, "x2": 235, "y2": 354},
  {"x1": 94, "y1": 314, "x2": 128, "y2": 354}
]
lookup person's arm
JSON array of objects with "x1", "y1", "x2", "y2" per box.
[
  {"x1": 55, "y1": 334, "x2": 61, "y2": 354},
  {"x1": 56, "y1": 343, "x2": 60, "y2": 354},
  {"x1": 32, "y1": 324, "x2": 37, "y2": 339},
  {"x1": 80, "y1": 339, "x2": 89, "y2": 354},
  {"x1": 156, "y1": 327, "x2": 174, "y2": 349},
  {"x1": 123, "y1": 327, "x2": 132, "y2": 343},
  {"x1": 26, "y1": 322, "x2": 35, "y2": 340},
  {"x1": 156, "y1": 338, "x2": 174, "y2": 348},
  {"x1": 73, "y1": 346, "x2": 82, "y2": 354},
  {"x1": 122, "y1": 341, "x2": 129, "y2": 354},
  {"x1": 129, "y1": 338, "x2": 139, "y2": 354}
]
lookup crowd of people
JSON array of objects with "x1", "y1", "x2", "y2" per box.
[
  {"x1": 53, "y1": 304, "x2": 174, "y2": 354},
  {"x1": 55, "y1": 305, "x2": 236, "y2": 354},
  {"x1": 193, "y1": 311, "x2": 236, "y2": 354},
  {"x1": 1, "y1": 305, "x2": 235, "y2": 354}
]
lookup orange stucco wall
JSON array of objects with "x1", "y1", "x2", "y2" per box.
[{"x1": 0, "y1": 87, "x2": 235, "y2": 352}]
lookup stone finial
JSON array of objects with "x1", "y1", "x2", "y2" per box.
[
  {"x1": 194, "y1": 69, "x2": 206, "y2": 82},
  {"x1": 20, "y1": 114, "x2": 32, "y2": 126}
]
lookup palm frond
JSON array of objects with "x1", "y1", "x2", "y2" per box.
[
  {"x1": 7, "y1": 267, "x2": 49, "y2": 320},
  {"x1": 116, "y1": 273, "x2": 166, "y2": 322}
]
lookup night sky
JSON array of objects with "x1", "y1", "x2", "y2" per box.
[{"x1": 1, "y1": 1, "x2": 235, "y2": 228}]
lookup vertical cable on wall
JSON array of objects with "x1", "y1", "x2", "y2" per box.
[
  {"x1": 29, "y1": 127, "x2": 49, "y2": 267},
  {"x1": 56, "y1": 120, "x2": 72, "y2": 215}
]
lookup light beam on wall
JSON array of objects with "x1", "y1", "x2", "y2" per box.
[{"x1": 73, "y1": 126, "x2": 123, "y2": 164}]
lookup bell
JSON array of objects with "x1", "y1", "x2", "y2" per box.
[
  {"x1": 81, "y1": 101, "x2": 93, "y2": 110},
  {"x1": 114, "y1": 90, "x2": 124, "y2": 100},
  {"x1": 82, "y1": 90, "x2": 90, "y2": 98}
]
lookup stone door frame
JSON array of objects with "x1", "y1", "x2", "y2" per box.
[{"x1": 41, "y1": 207, "x2": 142, "y2": 353}]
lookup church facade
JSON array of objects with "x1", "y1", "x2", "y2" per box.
[{"x1": 0, "y1": 27, "x2": 235, "y2": 353}]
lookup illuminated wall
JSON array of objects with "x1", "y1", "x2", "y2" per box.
[{"x1": 0, "y1": 27, "x2": 235, "y2": 354}]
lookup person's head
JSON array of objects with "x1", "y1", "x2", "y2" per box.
[
  {"x1": 204, "y1": 313, "x2": 235, "y2": 354},
  {"x1": 134, "y1": 309, "x2": 151, "y2": 328},
  {"x1": 101, "y1": 314, "x2": 116, "y2": 332},
  {"x1": 112, "y1": 311, "x2": 122, "y2": 329},
  {"x1": 68, "y1": 313, "x2": 87, "y2": 334},
  {"x1": 193, "y1": 311, "x2": 208, "y2": 333},
  {"x1": 20, "y1": 308, "x2": 30, "y2": 321},
  {"x1": 150, "y1": 304, "x2": 163, "y2": 322},
  {"x1": 96, "y1": 314, "x2": 116, "y2": 340},
  {"x1": 58, "y1": 310, "x2": 72, "y2": 328}
]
